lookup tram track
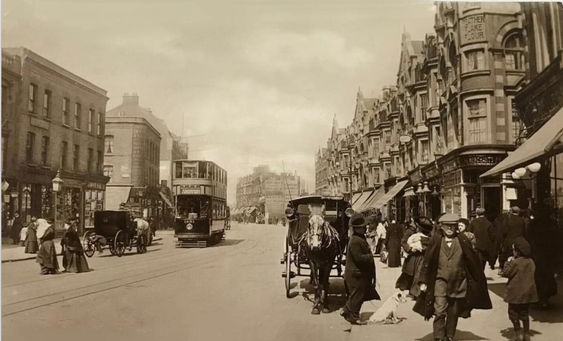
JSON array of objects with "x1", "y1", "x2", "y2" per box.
[{"x1": 3, "y1": 237, "x2": 258, "y2": 317}]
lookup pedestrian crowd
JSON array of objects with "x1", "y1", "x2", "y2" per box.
[{"x1": 341, "y1": 204, "x2": 560, "y2": 341}]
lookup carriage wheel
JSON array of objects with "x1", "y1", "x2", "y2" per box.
[
  {"x1": 137, "y1": 235, "x2": 147, "y2": 254},
  {"x1": 114, "y1": 231, "x2": 126, "y2": 257},
  {"x1": 109, "y1": 244, "x2": 117, "y2": 255},
  {"x1": 82, "y1": 231, "x2": 96, "y2": 258},
  {"x1": 284, "y1": 239, "x2": 293, "y2": 298}
]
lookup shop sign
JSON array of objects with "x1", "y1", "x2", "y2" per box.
[
  {"x1": 460, "y1": 14, "x2": 486, "y2": 44},
  {"x1": 87, "y1": 182, "x2": 105, "y2": 190}
]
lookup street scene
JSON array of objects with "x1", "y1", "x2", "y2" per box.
[{"x1": 2, "y1": 1, "x2": 563, "y2": 341}]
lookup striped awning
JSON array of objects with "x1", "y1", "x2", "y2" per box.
[
  {"x1": 351, "y1": 190, "x2": 373, "y2": 211},
  {"x1": 358, "y1": 187, "x2": 386, "y2": 212},
  {"x1": 481, "y1": 107, "x2": 563, "y2": 178},
  {"x1": 373, "y1": 180, "x2": 408, "y2": 209}
]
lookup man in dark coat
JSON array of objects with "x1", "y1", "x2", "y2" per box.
[
  {"x1": 414, "y1": 213, "x2": 492, "y2": 341},
  {"x1": 10, "y1": 213, "x2": 22, "y2": 245},
  {"x1": 499, "y1": 206, "x2": 526, "y2": 274},
  {"x1": 341, "y1": 214, "x2": 380, "y2": 325},
  {"x1": 469, "y1": 207, "x2": 494, "y2": 270}
]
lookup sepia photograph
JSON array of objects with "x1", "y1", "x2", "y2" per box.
[{"x1": 1, "y1": 0, "x2": 563, "y2": 340}]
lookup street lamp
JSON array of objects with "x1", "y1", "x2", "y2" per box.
[{"x1": 52, "y1": 169, "x2": 63, "y2": 229}]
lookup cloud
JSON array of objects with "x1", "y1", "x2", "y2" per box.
[{"x1": 242, "y1": 29, "x2": 372, "y2": 72}]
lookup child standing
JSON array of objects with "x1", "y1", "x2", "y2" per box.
[{"x1": 502, "y1": 237, "x2": 538, "y2": 341}]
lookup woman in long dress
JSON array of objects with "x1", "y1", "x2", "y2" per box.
[
  {"x1": 61, "y1": 219, "x2": 90, "y2": 273},
  {"x1": 36, "y1": 219, "x2": 59, "y2": 275},
  {"x1": 385, "y1": 219, "x2": 404, "y2": 267},
  {"x1": 24, "y1": 217, "x2": 39, "y2": 253}
]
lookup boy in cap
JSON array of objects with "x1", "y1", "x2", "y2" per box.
[
  {"x1": 499, "y1": 206, "x2": 526, "y2": 274},
  {"x1": 341, "y1": 213, "x2": 380, "y2": 325},
  {"x1": 414, "y1": 213, "x2": 491, "y2": 341},
  {"x1": 502, "y1": 237, "x2": 538, "y2": 341}
]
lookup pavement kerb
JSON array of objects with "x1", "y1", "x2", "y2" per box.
[
  {"x1": 1, "y1": 236, "x2": 164, "y2": 263},
  {"x1": 2, "y1": 255, "x2": 37, "y2": 263}
]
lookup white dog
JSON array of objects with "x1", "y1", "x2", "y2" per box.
[{"x1": 369, "y1": 290, "x2": 408, "y2": 324}]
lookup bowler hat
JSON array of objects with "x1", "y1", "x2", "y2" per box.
[
  {"x1": 475, "y1": 207, "x2": 485, "y2": 215},
  {"x1": 350, "y1": 214, "x2": 367, "y2": 228},
  {"x1": 438, "y1": 213, "x2": 460, "y2": 224}
]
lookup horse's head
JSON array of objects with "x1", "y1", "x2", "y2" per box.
[{"x1": 307, "y1": 214, "x2": 326, "y2": 252}]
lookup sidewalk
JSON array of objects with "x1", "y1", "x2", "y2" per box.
[
  {"x1": 349, "y1": 258, "x2": 563, "y2": 341},
  {"x1": 1, "y1": 233, "x2": 165, "y2": 263}
]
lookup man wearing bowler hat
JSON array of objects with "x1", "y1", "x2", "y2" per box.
[
  {"x1": 341, "y1": 213, "x2": 380, "y2": 325},
  {"x1": 414, "y1": 213, "x2": 491, "y2": 341}
]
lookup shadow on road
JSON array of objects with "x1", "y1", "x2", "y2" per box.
[
  {"x1": 488, "y1": 280, "x2": 563, "y2": 323},
  {"x1": 216, "y1": 239, "x2": 244, "y2": 247},
  {"x1": 97, "y1": 248, "x2": 162, "y2": 258},
  {"x1": 298, "y1": 278, "x2": 347, "y2": 313},
  {"x1": 415, "y1": 330, "x2": 489, "y2": 340}
]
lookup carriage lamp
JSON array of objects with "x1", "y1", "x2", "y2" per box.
[{"x1": 186, "y1": 223, "x2": 193, "y2": 231}]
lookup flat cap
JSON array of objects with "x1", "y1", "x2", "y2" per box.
[
  {"x1": 510, "y1": 206, "x2": 521, "y2": 214},
  {"x1": 438, "y1": 213, "x2": 460, "y2": 224}
]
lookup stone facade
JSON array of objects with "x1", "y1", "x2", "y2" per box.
[
  {"x1": 316, "y1": 2, "x2": 525, "y2": 221},
  {"x1": 1, "y1": 47, "x2": 109, "y2": 232}
]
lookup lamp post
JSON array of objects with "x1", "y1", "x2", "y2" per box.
[{"x1": 52, "y1": 170, "x2": 63, "y2": 229}]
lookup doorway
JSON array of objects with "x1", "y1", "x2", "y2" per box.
[{"x1": 482, "y1": 186, "x2": 501, "y2": 221}]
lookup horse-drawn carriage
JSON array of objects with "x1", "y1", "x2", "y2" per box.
[
  {"x1": 82, "y1": 210, "x2": 149, "y2": 257},
  {"x1": 281, "y1": 195, "x2": 352, "y2": 313}
]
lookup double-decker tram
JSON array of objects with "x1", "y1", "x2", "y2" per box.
[{"x1": 172, "y1": 160, "x2": 228, "y2": 247}]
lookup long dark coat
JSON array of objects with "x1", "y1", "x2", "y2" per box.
[
  {"x1": 345, "y1": 233, "x2": 380, "y2": 302},
  {"x1": 386, "y1": 223, "x2": 404, "y2": 267},
  {"x1": 399, "y1": 226, "x2": 418, "y2": 275},
  {"x1": 24, "y1": 223, "x2": 39, "y2": 253},
  {"x1": 413, "y1": 229, "x2": 492, "y2": 320},
  {"x1": 501, "y1": 214, "x2": 526, "y2": 251},
  {"x1": 469, "y1": 216, "x2": 494, "y2": 253},
  {"x1": 61, "y1": 227, "x2": 90, "y2": 273},
  {"x1": 10, "y1": 216, "x2": 22, "y2": 243},
  {"x1": 528, "y1": 216, "x2": 558, "y2": 301}
]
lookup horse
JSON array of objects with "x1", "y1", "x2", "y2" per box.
[{"x1": 302, "y1": 212, "x2": 342, "y2": 315}]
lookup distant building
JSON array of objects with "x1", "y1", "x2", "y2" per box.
[
  {"x1": 1, "y1": 47, "x2": 109, "y2": 232},
  {"x1": 235, "y1": 165, "x2": 300, "y2": 222},
  {"x1": 104, "y1": 95, "x2": 162, "y2": 218}
]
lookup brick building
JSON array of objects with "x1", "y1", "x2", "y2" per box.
[
  {"x1": 1, "y1": 47, "x2": 108, "y2": 231},
  {"x1": 104, "y1": 94, "x2": 162, "y2": 218},
  {"x1": 317, "y1": 2, "x2": 526, "y2": 221}
]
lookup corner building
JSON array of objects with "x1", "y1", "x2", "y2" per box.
[{"x1": 1, "y1": 48, "x2": 108, "y2": 232}]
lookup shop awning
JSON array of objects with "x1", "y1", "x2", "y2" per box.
[
  {"x1": 105, "y1": 186, "x2": 132, "y2": 210},
  {"x1": 159, "y1": 191, "x2": 174, "y2": 209},
  {"x1": 373, "y1": 180, "x2": 408, "y2": 209},
  {"x1": 481, "y1": 107, "x2": 563, "y2": 178},
  {"x1": 352, "y1": 190, "x2": 373, "y2": 211},
  {"x1": 359, "y1": 187, "x2": 386, "y2": 212},
  {"x1": 351, "y1": 192, "x2": 362, "y2": 206}
]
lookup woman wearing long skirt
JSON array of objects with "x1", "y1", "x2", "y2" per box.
[
  {"x1": 385, "y1": 219, "x2": 404, "y2": 268},
  {"x1": 395, "y1": 217, "x2": 432, "y2": 298},
  {"x1": 36, "y1": 219, "x2": 59, "y2": 275},
  {"x1": 25, "y1": 217, "x2": 39, "y2": 253},
  {"x1": 61, "y1": 219, "x2": 90, "y2": 273}
]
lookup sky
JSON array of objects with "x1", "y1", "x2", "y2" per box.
[{"x1": 2, "y1": 0, "x2": 436, "y2": 204}]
